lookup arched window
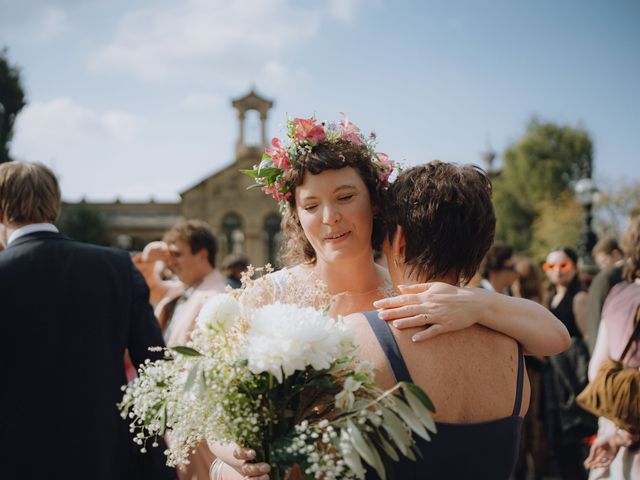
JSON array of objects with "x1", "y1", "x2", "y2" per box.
[
  {"x1": 263, "y1": 213, "x2": 281, "y2": 268},
  {"x1": 244, "y1": 110, "x2": 261, "y2": 147},
  {"x1": 221, "y1": 212, "x2": 244, "y2": 257}
]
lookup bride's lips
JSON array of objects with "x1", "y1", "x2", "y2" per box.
[{"x1": 323, "y1": 230, "x2": 351, "y2": 242}]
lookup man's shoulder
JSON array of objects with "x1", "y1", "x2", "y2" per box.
[
  {"x1": 198, "y1": 269, "x2": 228, "y2": 293},
  {"x1": 590, "y1": 264, "x2": 624, "y2": 290},
  {"x1": 1, "y1": 235, "x2": 131, "y2": 269}
]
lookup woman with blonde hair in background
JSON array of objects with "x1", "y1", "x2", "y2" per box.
[{"x1": 584, "y1": 216, "x2": 640, "y2": 479}]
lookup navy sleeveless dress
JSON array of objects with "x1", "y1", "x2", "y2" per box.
[{"x1": 362, "y1": 311, "x2": 524, "y2": 480}]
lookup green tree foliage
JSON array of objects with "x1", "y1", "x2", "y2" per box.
[
  {"x1": 493, "y1": 118, "x2": 593, "y2": 253},
  {"x1": 595, "y1": 179, "x2": 640, "y2": 238},
  {"x1": 529, "y1": 192, "x2": 583, "y2": 261},
  {"x1": 57, "y1": 204, "x2": 111, "y2": 246},
  {"x1": 0, "y1": 49, "x2": 26, "y2": 164}
]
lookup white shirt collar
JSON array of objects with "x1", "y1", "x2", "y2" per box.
[
  {"x1": 479, "y1": 278, "x2": 496, "y2": 292},
  {"x1": 7, "y1": 223, "x2": 59, "y2": 246}
]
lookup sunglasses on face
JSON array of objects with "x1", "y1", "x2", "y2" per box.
[{"x1": 543, "y1": 261, "x2": 574, "y2": 272}]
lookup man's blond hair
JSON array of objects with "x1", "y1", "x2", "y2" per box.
[{"x1": 0, "y1": 162, "x2": 61, "y2": 224}]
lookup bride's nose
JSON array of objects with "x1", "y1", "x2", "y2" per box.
[{"x1": 322, "y1": 205, "x2": 341, "y2": 225}]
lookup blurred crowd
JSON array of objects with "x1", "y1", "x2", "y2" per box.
[
  {"x1": 1, "y1": 161, "x2": 638, "y2": 480},
  {"x1": 467, "y1": 234, "x2": 639, "y2": 480},
  {"x1": 128, "y1": 218, "x2": 640, "y2": 480}
]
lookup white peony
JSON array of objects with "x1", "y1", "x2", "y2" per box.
[
  {"x1": 196, "y1": 293, "x2": 241, "y2": 333},
  {"x1": 244, "y1": 302, "x2": 355, "y2": 383}
]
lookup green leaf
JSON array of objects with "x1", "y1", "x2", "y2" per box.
[
  {"x1": 393, "y1": 397, "x2": 430, "y2": 441},
  {"x1": 342, "y1": 438, "x2": 366, "y2": 479},
  {"x1": 347, "y1": 419, "x2": 386, "y2": 480},
  {"x1": 172, "y1": 346, "x2": 202, "y2": 357},
  {"x1": 368, "y1": 412, "x2": 383, "y2": 428},
  {"x1": 255, "y1": 167, "x2": 282, "y2": 177},
  {"x1": 401, "y1": 382, "x2": 436, "y2": 413},
  {"x1": 158, "y1": 403, "x2": 167, "y2": 436},
  {"x1": 372, "y1": 429, "x2": 399, "y2": 462},
  {"x1": 198, "y1": 369, "x2": 207, "y2": 398},
  {"x1": 184, "y1": 362, "x2": 200, "y2": 392},
  {"x1": 239, "y1": 168, "x2": 258, "y2": 178},
  {"x1": 381, "y1": 408, "x2": 412, "y2": 456},
  {"x1": 401, "y1": 385, "x2": 437, "y2": 434}
]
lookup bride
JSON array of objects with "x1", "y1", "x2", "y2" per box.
[{"x1": 209, "y1": 115, "x2": 570, "y2": 480}]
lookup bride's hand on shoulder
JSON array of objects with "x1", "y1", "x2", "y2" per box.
[
  {"x1": 373, "y1": 282, "x2": 487, "y2": 342},
  {"x1": 374, "y1": 281, "x2": 571, "y2": 356}
]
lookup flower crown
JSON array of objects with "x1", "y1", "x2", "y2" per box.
[{"x1": 241, "y1": 113, "x2": 399, "y2": 202}]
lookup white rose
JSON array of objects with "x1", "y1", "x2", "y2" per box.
[
  {"x1": 196, "y1": 293, "x2": 241, "y2": 333},
  {"x1": 244, "y1": 302, "x2": 355, "y2": 383}
]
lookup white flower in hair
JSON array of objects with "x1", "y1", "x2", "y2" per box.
[
  {"x1": 244, "y1": 302, "x2": 355, "y2": 383},
  {"x1": 196, "y1": 293, "x2": 241, "y2": 333}
]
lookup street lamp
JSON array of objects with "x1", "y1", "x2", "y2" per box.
[{"x1": 574, "y1": 177, "x2": 599, "y2": 272}]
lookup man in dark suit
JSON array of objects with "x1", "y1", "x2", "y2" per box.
[{"x1": 0, "y1": 162, "x2": 175, "y2": 479}]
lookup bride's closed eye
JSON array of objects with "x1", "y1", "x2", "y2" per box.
[
  {"x1": 303, "y1": 204, "x2": 318, "y2": 211},
  {"x1": 337, "y1": 194, "x2": 355, "y2": 202}
]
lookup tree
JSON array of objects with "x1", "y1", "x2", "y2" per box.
[
  {"x1": 0, "y1": 49, "x2": 26, "y2": 164},
  {"x1": 57, "y1": 204, "x2": 111, "y2": 246},
  {"x1": 594, "y1": 179, "x2": 640, "y2": 238},
  {"x1": 529, "y1": 192, "x2": 583, "y2": 261},
  {"x1": 493, "y1": 118, "x2": 593, "y2": 253}
]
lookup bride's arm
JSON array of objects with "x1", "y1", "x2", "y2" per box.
[{"x1": 373, "y1": 282, "x2": 570, "y2": 356}]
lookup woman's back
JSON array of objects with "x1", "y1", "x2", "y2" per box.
[{"x1": 350, "y1": 311, "x2": 529, "y2": 479}]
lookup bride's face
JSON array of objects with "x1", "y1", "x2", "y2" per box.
[{"x1": 295, "y1": 167, "x2": 374, "y2": 265}]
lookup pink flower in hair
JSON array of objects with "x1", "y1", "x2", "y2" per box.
[
  {"x1": 338, "y1": 112, "x2": 363, "y2": 145},
  {"x1": 293, "y1": 118, "x2": 326, "y2": 144},
  {"x1": 375, "y1": 152, "x2": 395, "y2": 185},
  {"x1": 262, "y1": 182, "x2": 291, "y2": 202},
  {"x1": 265, "y1": 137, "x2": 290, "y2": 169}
]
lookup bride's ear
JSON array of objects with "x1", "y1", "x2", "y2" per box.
[{"x1": 391, "y1": 225, "x2": 406, "y2": 261}]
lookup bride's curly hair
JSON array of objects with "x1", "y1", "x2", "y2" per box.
[{"x1": 279, "y1": 139, "x2": 385, "y2": 266}]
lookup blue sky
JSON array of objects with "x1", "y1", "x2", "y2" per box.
[{"x1": 1, "y1": 0, "x2": 638, "y2": 201}]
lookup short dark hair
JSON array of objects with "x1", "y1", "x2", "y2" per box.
[
  {"x1": 480, "y1": 242, "x2": 514, "y2": 279},
  {"x1": 384, "y1": 161, "x2": 495, "y2": 285},
  {"x1": 0, "y1": 162, "x2": 61, "y2": 224},
  {"x1": 621, "y1": 216, "x2": 640, "y2": 282},
  {"x1": 592, "y1": 237, "x2": 622, "y2": 257},
  {"x1": 222, "y1": 253, "x2": 250, "y2": 273},
  {"x1": 163, "y1": 220, "x2": 218, "y2": 268},
  {"x1": 280, "y1": 139, "x2": 384, "y2": 265}
]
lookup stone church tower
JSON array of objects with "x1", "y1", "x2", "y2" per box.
[{"x1": 180, "y1": 90, "x2": 282, "y2": 267}]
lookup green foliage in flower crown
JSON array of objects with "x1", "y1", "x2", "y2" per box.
[{"x1": 241, "y1": 114, "x2": 399, "y2": 204}]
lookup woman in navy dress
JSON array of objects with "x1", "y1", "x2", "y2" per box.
[{"x1": 347, "y1": 161, "x2": 532, "y2": 479}]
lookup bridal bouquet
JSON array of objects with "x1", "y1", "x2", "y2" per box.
[{"x1": 119, "y1": 294, "x2": 436, "y2": 479}]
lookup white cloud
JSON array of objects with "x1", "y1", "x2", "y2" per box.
[
  {"x1": 180, "y1": 93, "x2": 224, "y2": 110},
  {"x1": 36, "y1": 6, "x2": 69, "y2": 41},
  {"x1": 258, "y1": 60, "x2": 313, "y2": 94},
  {"x1": 12, "y1": 98, "x2": 144, "y2": 147},
  {"x1": 89, "y1": 0, "x2": 322, "y2": 87},
  {"x1": 328, "y1": 0, "x2": 362, "y2": 22}
]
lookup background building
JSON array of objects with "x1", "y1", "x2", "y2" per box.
[{"x1": 61, "y1": 90, "x2": 281, "y2": 267}]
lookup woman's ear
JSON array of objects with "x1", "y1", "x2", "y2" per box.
[{"x1": 392, "y1": 225, "x2": 406, "y2": 261}]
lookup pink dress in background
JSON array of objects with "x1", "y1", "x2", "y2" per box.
[{"x1": 589, "y1": 281, "x2": 640, "y2": 480}]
